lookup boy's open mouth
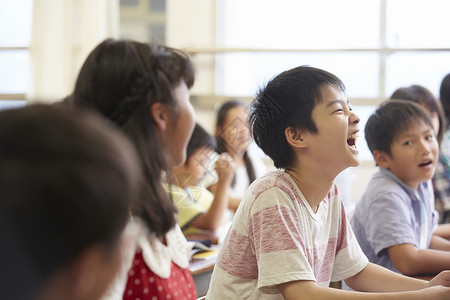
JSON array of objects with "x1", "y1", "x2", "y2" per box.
[
  {"x1": 418, "y1": 160, "x2": 432, "y2": 167},
  {"x1": 347, "y1": 133, "x2": 358, "y2": 149}
]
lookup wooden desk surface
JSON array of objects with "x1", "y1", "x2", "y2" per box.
[
  {"x1": 185, "y1": 232, "x2": 220, "y2": 245},
  {"x1": 189, "y1": 257, "x2": 216, "y2": 275}
]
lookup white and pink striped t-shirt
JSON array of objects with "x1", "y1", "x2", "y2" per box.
[{"x1": 207, "y1": 170, "x2": 368, "y2": 299}]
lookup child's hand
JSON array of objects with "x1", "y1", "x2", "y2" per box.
[
  {"x1": 429, "y1": 270, "x2": 450, "y2": 288},
  {"x1": 215, "y1": 152, "x2": 236, "y2": 183}
]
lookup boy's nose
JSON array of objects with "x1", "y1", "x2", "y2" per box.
[
  {"x1": 350, "y1": 112, "x2": 360, "y2": 125},
  {"x1": 420, "y1": 140, "x2": 432, "y2": 154}
]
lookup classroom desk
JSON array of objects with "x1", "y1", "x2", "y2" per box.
[
  {"x1": 189, "y1": 257, "x2": 216, "y2": 275},
  {"x1": 185, "y1": 231, "x2": 221, "y2": 297},
  {"x1": 189, "y1": 257, "x2": 216, "y2": 297}
]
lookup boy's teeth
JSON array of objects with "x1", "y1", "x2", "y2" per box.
[{"x1": 419, "y1": 161, "x2": 432, "y2": 167}]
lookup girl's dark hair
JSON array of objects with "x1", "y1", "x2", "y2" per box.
[
  {"x1": 440, "y1": 73, "x2": 450, "y2": 127},
  {"x1": 250, "y1": 66, "x2": 345, "y2": 169},
  {"x1": 215, "y1": 100, "x2": 256, "y2": 187},
  {"x1": 390, "y1": 84, "x2": 444, "y2": 143},
  {"x1": 72, "y1": 38, "x2": 195, "y2": 236},
  {"x1": 0, "y1": 104, "x2": 139, "y2": 300},
  {"x1": 365, "y1": 100, "x2": 434, "y2": 156},
  {"x1": 186, "y1": 123, "x2": 216, "y2": 161}
]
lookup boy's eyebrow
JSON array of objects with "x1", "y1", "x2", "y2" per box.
[
  {"x1": 327, "y1": 99, "x2": 349, "y2": 107},
  {"x1": 397, "y1": 128, "x2": 434, "y2": 138}
]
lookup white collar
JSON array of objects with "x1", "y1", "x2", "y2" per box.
[{"x1": 137, "y1": 224, "x2": 190, "y2": 278}]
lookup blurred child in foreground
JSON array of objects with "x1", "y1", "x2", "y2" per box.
[{"x1": 0, "y1": 104, "x2": 141, "y2": 300}]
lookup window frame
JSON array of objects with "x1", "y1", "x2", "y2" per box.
[
  {"x1": 181, "y1": 0, "x2": 450, "y2": 108},
  {"x1": 0, "y1": 45, "x2": 29, "y2": 100}
]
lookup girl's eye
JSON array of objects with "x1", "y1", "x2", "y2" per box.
[
  {"x1": 403, "y1": 141, "x2": 413, "y2": 146},
  {"x1": 425, "y1": 135, "x2": 434, "y2": 140}
]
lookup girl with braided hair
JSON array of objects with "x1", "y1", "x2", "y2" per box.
[{"x1": 72, "y1": 38, "x2": 197, "y2": 300}]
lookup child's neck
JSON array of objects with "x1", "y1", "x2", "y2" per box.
[
  {"x1": 169, "y1": 171, "x2": 199, "y2": 188},
  {"x1": 285, "y1": 165, "x2": 336, "y2": 213},
  {"x1": 228, "y1": 149, "x2": 245, "y2": 166}
]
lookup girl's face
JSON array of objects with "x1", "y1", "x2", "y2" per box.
[
  {"x1": 163, "y1": 80, "x2": 195, "y2": 168},
  {"x1": 217, "y1": 106, "x2": 252, "y2": 156},
  {"x1": 186, "y1": 146, "x2": 214, "y2": 182}
]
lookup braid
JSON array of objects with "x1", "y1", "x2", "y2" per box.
[{"x1": 109, "y1": 71, "x2": 156, "y2": 127}]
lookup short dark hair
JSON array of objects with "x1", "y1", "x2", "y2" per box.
[
  {"x1": 249, "y1": 65, "x2": 345, "y2": 169},
  {"x1": 440, "y1": 73, "x2": 450, "y2": 123},
  {"x1": 72, "y1": 38, "x2": 195, "y2": 236},
  {"x1": 186, "y1": 123, "x2": 216, "y2": 160},
  {"x1": 0, "y1": 104, "x2": 140, "y2": 300},
  {"x1": 390, "y1": 84, "x2": 444, "y2": 143},
  {"x1": 365, "y1": 100, "x2": 434, "y2": 156}
]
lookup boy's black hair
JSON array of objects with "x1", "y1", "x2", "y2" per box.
[
  {"x1": 249, "y1": 65, "x2": 345, "y2": 169},
  {"x1": 390, "y1": 84, "x2": 444, "y2": 143},
  {"x1": 440, "y1": 73, "x2": 450, "y2": 124},
  {"x1": 186, "y1": 123, "x2": 216, "y2": 161},
  {"x1": 0, "y1": 104, "x2": 140, "y2": 300},
  {"x1": 365, "y1": 100, "x2": 434, "y2": 157}
]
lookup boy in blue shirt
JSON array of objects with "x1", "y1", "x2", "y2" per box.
[{"x1": 352, "y1": 100, "x2": 450, "y2": 276}]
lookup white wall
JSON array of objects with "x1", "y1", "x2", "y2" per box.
[
  {"x1": 166, "y1": 0, "x2": 216, "y2": 97},
  {"x1": 166, "y1": 0, "x2": 378, "y2": 205}
]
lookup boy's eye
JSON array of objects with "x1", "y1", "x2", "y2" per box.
[
  {"x1": 403, "y1": 140, "x2": 413, "y2": 146},
  {"x1": 425, "y1": 135, "x2": 434, "y2": 140}
]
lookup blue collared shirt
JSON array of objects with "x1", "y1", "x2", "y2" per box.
[{"x1": 351, "y1": 167, "x2": 439, "y2": 273}]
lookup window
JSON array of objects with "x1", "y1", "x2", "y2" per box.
[
  {"x1": 120, "y1": 0, "x2": 166, "y2": 44},
  {"x1": 0, "y1": 0, "x2": 33, "y2": 104},
  {"x1": 210, "y1": 0, "x2": 450, "y2": 161}
]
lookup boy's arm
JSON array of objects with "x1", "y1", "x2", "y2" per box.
[
  {"x1": 434, "y1": 224, "x2": 450, "y2": 241},
  {"x1": 279, "y1": 263, "x2": 450, "y2": 299},
  {"x1": 430, "y1": 234, "x2": 450, "y2": 251},
  {"x1": 387, "y1": 242, "x2": 450, "y2": 275}
]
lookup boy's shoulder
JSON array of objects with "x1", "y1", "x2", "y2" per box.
[
  {"x1": 248, "y1": 170, "x2": 296, "y2": 196},
  {"x1": 245, "y1": 170, "x2": 339, "y2": 208},
  {"x1": 360, "y1": 168, "x2": 422, "y2": 204}
]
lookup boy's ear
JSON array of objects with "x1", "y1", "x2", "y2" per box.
[
  {"x1": 373, "y1": 150, "x2": 391, "y2": 168},
  {"x1": 151, "y1": 102, "x2": 169, "y2": 131},
  {"x1": 285, "y1": 127, "x2": 307, "y2": 148}
]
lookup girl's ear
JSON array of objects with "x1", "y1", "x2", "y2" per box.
[
  {"x1": 373, "y1": 150, "x2": 391, "y2": 168},
  {"x1": 284, "y1": 127, "x2": 307, "y2": 148},
  {"x1": 151, "y1": 102, "x2": 169, "y2": 131}
]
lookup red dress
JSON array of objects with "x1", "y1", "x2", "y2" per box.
[
  {"x1": 118, "y1": 223, "x2": 197, "y2": 300},
  {"x1": 123, "y1": 248, "x2": 197, "y2": 300}
]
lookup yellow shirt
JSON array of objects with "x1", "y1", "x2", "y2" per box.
[{"x1": 166, "y1": 184, "x2": 214, "y2": 230}]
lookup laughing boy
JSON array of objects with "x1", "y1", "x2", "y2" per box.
[{"x1": 206, "y1": 66, "x2": 450, "y2": 299}]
